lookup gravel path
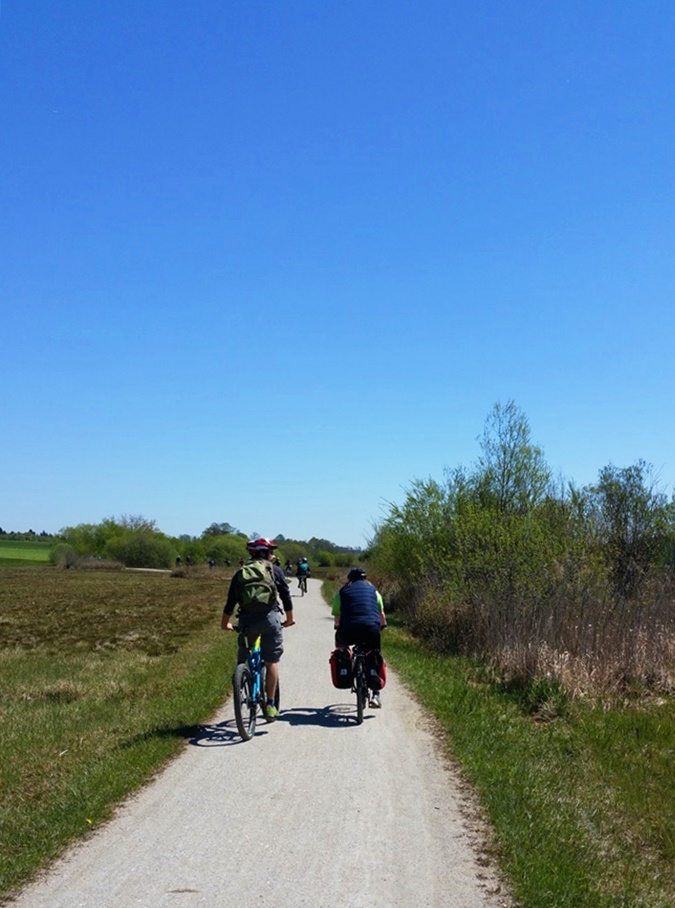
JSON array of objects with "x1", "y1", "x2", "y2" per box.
[{"x1": 13, "y1": 579, "x2": 508, "y2": 908}]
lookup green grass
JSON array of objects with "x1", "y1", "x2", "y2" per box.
[
  {"x1": 0, "y1": 568, "x2": 237, "y2": 900},
  {"x1": 384, "y1": 626, "x2": 675, "y2": 908},
  {"x1": 0, "y1": 540, "x2": 51, "y2": 566},
  {"x1": 321, "y1": 580, "x2": 674, "y2": 907}
]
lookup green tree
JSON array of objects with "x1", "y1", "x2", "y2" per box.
[
  {"x1": 370, "y1": 477, "x2": 455, "y2": 594},
  {"x1": 56, "y1": 516, "x2": 177, "y2": 569},
  {"x1": 202, "y1": 522, "x2": 239, "y2": 537},
  {"x1": 476, "y1": 400, "x2": 551, "y2": 514},
  {"x1": 587, "y1": 460, "x2": 670, "y2": 597},
  {"x1": 276, "y1": 541, "x2": 307, "y2": 567},
  {"x1": 104, "y1": 530, "x2": 175, "y2": 569},
  {"x1": 203, "y1": 534, "x2": 247, "y2": 565}
]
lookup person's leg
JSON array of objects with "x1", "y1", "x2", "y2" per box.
[
  {"x1": 363, "y1": 627, "x2": 383, "y2": 706},
  {"x1": 335, "y1": 626, "x2": 351, "y2": 648},
  {"x1": 260, "y1": 611, "x2": 284, "y2": 715},
  {"x1": 265, "y1": 660, "x2": 279, "y2": 700},
  {"x1": 364, "y1": 628, "x2": 381, "y2": 651}
]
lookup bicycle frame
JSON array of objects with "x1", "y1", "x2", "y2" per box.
[
  {"x1": 245, "y1": 633, "x2": 264, "y2": 700},
  {"x1": 232, "y1": 631, "x2": 280, "y2": 741}
]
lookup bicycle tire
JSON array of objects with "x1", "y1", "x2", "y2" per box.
[
  {"x1": 355, "y1": 660, "x2": 367, "y2": 725},
  {"x1": 232, "y1": 663, "x2": 257, "y2": 741}
]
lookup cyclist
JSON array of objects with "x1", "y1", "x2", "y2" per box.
[
  {"x1": 332, "y1": 567, "x2": 386, "y2": 707},
  {"x1": 221, "y1": 538, "x2": 295, "y2": 720},
  {"x1": 296, "y1": 556, "x2": 310, "y2": 589}
]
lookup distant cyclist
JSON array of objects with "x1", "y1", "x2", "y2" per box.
[
  {"x1": 296, "y1": 557, "x2": 310, "y2": 591},
  {"x1": 221, "y1": 538, "x2": 295, "y2": 720},
  {"x1": 332, "y1": 567, "x2": 386, "y2": 708}
]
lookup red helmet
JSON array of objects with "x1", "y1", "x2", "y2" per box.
[{"x1": 246, "y1": 537, "x2": 277, "y2": 552}]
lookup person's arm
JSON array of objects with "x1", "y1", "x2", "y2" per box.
[
  {"x1": 221, "y1": 574, "x2": 240, "y2": 630},
  {"x1": 273, "y1": 564, "x2": 295, "y2": 626},
  {"x1": 376, "y1": 590, "x2": 387, "y2": 627},
  {"x1": 331, "y1": 591, "x2": 341, "y2": 628}
]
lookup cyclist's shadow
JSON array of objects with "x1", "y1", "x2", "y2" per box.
[
  {"x1": 279, "y1": 704, "x2": 361, "y2": 727},
  {"x1": 187, "y1": 718, "x2": 255, "y2": 747}
]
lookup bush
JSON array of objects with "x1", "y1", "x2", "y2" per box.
[
  {"x1": 49, "y1": 543, "x2": 77, "y2": 569},
  {"x1": 334, "y1": 553, "x2": 353, "y2": 568},
  {"x1": 104, "y1": 531, "x2": 175, "y2": 569},
  {"x1": 202, "y1": 535, "x2": 247, "y2": 565}
]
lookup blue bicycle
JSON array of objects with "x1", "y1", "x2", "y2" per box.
[{"x1": 232, "y1": 631, "x2": 280, "y2": 741}]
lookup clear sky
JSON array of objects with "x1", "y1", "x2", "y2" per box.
[{"x1": 2, "y1": 1, "x2": 674, "y2": 548}]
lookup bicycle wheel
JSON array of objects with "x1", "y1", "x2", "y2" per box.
[
  {"x1": 232, "y1": 663, "x2": 257, "y2": 741},
  {"x1": 355, "y1": 662, "x2": 367, "y2": 725}
]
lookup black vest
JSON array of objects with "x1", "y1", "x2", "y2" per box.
[{"x1": 339, "y1": 580, "x2": 380, "y2": 630}]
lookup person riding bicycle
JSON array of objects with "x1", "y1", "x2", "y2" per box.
[
  {"x1": 331, "y1": 567, "x2": 386, "y2": 708},
  {"x1": 296, "y1": 556, "x2": 310, "y2": 589},
  {"x1": 221, "y1": 538, "x2": 294, "y2": 720}
]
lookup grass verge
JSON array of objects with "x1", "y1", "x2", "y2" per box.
[
  {"x1": 0, "y1": 568, "x2": 237, "y2": 901},
  {"x1": 386, "y1": 628, "x2": 674, "y2": 908},
  {"x1": 322, "y1": 580, "x2": 675, "y2": 908}
]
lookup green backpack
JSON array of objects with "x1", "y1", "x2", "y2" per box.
[{"x1": 238, "y1": 560, "x2": 279, "y2": 614}]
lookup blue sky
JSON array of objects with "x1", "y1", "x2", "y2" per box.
[{"x1": 2, "y1": 1, "x2": 674, "y2": 547}]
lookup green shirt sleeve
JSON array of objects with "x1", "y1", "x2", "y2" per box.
[
  {"x1": 376, "y1": 591, "x2": 384, "y2": 613},
  {"x1": 331, "y1": 592, "x2": 341, "y2": 616}
]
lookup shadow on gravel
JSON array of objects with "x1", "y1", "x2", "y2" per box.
[
  {"x1": 279, "y1": 705, "x2": 366, "y2": 727},
  {"x1": 121, "y1": 720, "x2": 276, "y2": 749},
  {"x1": 186, "y1": 719, "x2": 275, "y2": 746}
]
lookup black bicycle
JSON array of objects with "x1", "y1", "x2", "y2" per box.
[
  {"x1": 351, "y1": 645, "x2": 369, "y2": 725},
  {"x1": 231, "y1": 630, "x2": 280, "y2": 741},
  {"x1": 298, "y1": 575, "x2": 308, "y2": 596}
]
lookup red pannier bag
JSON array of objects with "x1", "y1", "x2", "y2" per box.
[
  {"x1": 329, "y1": 647, "x2": 353, "y2": 689},
  {"x1": 366, "y1": 650, "x2": 387, "y2": 690}
]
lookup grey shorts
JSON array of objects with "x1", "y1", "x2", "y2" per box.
[{"x1": 237, "y1": 609, "x2": 284, "y2": 664}]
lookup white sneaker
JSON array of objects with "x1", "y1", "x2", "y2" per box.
[{"x1": 370, "y1": 693, "x2": 382, "y2": 708}]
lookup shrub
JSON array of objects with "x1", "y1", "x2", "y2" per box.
[
  {"x1": 369, "y1": 401, "x2": 675, "y2": 696},
  {"x1": 104, "y1": 531, "x2": 175, "y2": 569},
  {"x1": 202, "y1": 535, "x2": 247, "y2": 565},
  {"x1": 49, "y1": 543, "x2": 77, "y2": 568}
]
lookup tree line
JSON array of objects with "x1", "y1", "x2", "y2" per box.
[
  {"x1": 0, "y1": 529, "x2": 54, "y2": 540},
  {"x1": 49, "y1": 517, "x2": 360, "y2": 571},
  {"x1": 368, "y1": 400, "x2": 675, "y2": 696}
]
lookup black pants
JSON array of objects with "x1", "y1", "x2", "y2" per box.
[{"x1": 335, "y1": 624, "x2": 381, "y2": 651}]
